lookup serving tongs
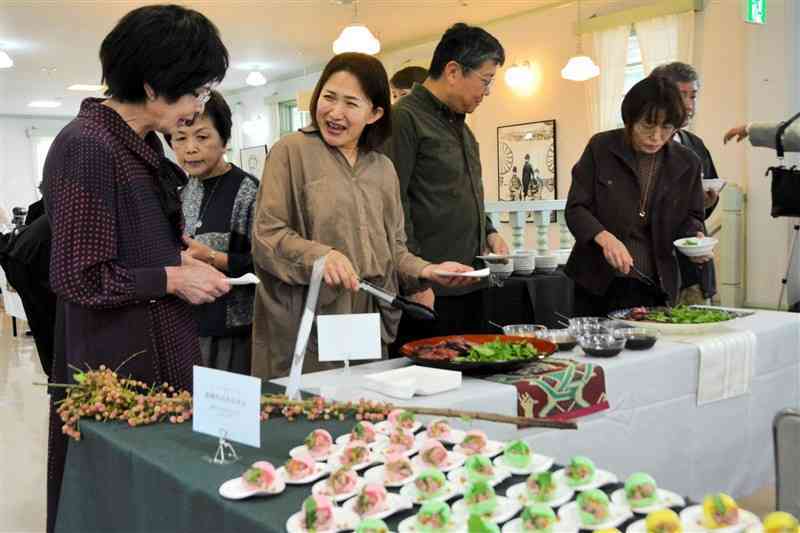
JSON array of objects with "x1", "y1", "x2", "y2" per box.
[
  {"x1": 630, "y1": 265, "x2": 672, "y2": 309},
  {"x1": 358, "y1": 280, "x2": 438, "y2": 321}
]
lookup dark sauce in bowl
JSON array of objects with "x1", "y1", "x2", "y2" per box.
[
  {"x1": 582, "y1": 347, "x2": 622, "y2": 358},
  {"x1": 557, "y1": 340, "x2": 578, "y2": 351},
  {"x1": 625, "y1": 335, "x2": 657, "y2": 350}
]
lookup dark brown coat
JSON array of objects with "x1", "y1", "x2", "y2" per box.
[{"x1": 564, "y1": 129, "x2": 705, "y2": 304}]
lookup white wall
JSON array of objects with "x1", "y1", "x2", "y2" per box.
[{"x1": 0, "y1": 115, "x2": 70, "y2": 214}]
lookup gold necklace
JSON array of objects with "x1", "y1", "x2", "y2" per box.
[{"x1": 638, "y1": 154, "x2": 658, "y2": 218}]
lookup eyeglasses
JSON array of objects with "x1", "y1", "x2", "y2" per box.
[
  {"x1": 634, "y1": 121, "x2": 676, "y2": 139},
  {"x1": 194, "y1": 85, "x2": 213, "y2": 106},
  {"x1": 457, "y1": 62, "x2": 495, "y2": 93}
]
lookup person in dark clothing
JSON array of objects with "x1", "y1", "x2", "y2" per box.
[
  {"x1": 390, "y1": 65, "x2": 428, "y2": 102},
  {"x1": 166, "y1": 91, "x2": 258, "y2": 375},
  {"x1": 1, "y1": 205, "x2": 56, "y2": 378},
  {"x1": 650, "y1": 62, "x2": 719, "y2": 303},
  {"x1": 42, "y1": 6, "x2": 230, "y2": 533},
  {"x1": 522, "y1": 154, "x2": 533, "y2": 200}
]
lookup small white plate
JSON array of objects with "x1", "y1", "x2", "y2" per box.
[
  {"x1": 412, "y1": 451, "x2": 467, "y2": 473},
  {"x1": 335, "y1": 433, "x2": 389, "y2": 449},
  {"x1": 502, "y1": 517, "x2": 579, "y2": 533},
  {"x1": 226, "y1": 273, "x2": 260, "y2": 285},
  {"x1": 398, "y1": 515, "x2": 467, "y2": 533},
  {"x1": 375, "y1": 420, "x2": 422, "y2": 435},
  {"x1": 285, "y1": 507, "x2": 360, "y2": 533},
  {"x1": 290, "y1": 444, "x2": 342, "y2": 461},
  {"x1": 328, "y1": 450, "x2": 380, "y2": 472},
  {"x1": 553, "y1": 468, "x2": 618, "y2": 491},
  {"x1": 343, "y1": 492, "x2": 414, "y2": 520},
  {"x1": 453, "y1": 439, "x2": 505, "y2": 459},
  {"x1": 420, "y1": 428, "x2": 466, "y2": 445},
  {"x1": 311, "y1": 476, "x2": 365, "y2": 503},
  {"x1": 703, "y1": 179, "x2": 726, "y2": 193},
  {"x1": 373, "y1": 439, "x2": 420, "y2": 461},
  {"x1": 558, "y1": 501, "x2": 632, "y2": 531},
  {"x1": 493, "y1": 454, "x2": 554, "y2": 475},
  {"x1": 505, "y1": 481, "x2": 575, "y2": 509},
  {"x1": 432, "y1": 268, "x2": 491, "y2": 278},
  {"x1": 611, "y1": 488, "x2": 686, "y2": 514},
  {"x1": 679, "y1": 505, "x2": 761, "y2": 533},
  {"x1": 218, "y1": 476, "x2": 286, "y2": 500},
  {"x1": 363, "y1": 463, "x2": 419, "y2": 488},
  {"x1": 278, "y1": 463, "x2": 331, "y2": 485},
  {"x1": 446, "y1": 465, "x2": 511, "y2": 490},
  {"x1": 400, "y1": 480, "x2": 461, "y2": 505},
  {"x1": 477, "y1": 254, "x2": 514, "y2": 262},
  {"x1": 452, "y1": 495, "x2": 522, "y2": 525}
]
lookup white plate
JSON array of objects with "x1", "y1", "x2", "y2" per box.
[
  {"x1": 412, "y1": 451, "x2": 467, "y2": 473},
  {"x1": 226, "y1": 272, "x2": 260, "y2": 285},
  {"x1": 420, "y1": 428, "x2": 466, "y2": 445},
  {"x1": 290, "y1": 444, "x2": 342, "y2": 461},
  {"x1": 328, "y1": 450, "x2": 380, "y2": 471},
  {"x1": 400, "y1": 480, "x2": 461, "y2": 505},
  {"x1": 343, "y1": 492, "x2": 414, "y2": 520},
  {"x1": 453, "y1": 439, "x2": 505, "y2": 459},
  {"x1": 505, "y1": 481, "x2": 575, "y2": 509},
  {"x1": 679, "y1": 505, "x2": 761, "y2": 533},
  {"x1": 446, "y1": 465, "x2": 512, "y2": 490},
  {"x1": 452, "y1": 495, "x2": 522, "y2": 525},
  {"x1": 335, "y1": 433, "x2": 389, "y2": 449},
  {"x1": 478, "y1": 254, "x2": 514, "y2": 263},
  {"x1": 312, "y1": 476, "x2": 366, "y2": 503},
  {"x1": 432, "y1": 268, "x2": 491, "y2": 278},
  {"x1": 286, "y1": 507, "x2": 360, "y2": 533},
  {"x1": 373, "y1": 439, "x2": 420, "y2": 461},
  {"x1": 502, "y1": 517, "x2": 579, "y2": 533},
  {"x1": 611, "y1": 488, "x2": 686, "y2": 514},
  {"x1": 552, "y1": 468, "x2": 618, "y2": 491},
  {"x1": 703, "y1": 179, "x2": 726, "y2": 193},
  {"x1": 363, "y1": 463, "x2": 419, "y2": 488},
  {"x1": 558, "y1": 501, "x2": 632, "y2": 531},
  {"x1": 218, "y1": 476, "x2": 286, "y2": 500},
  {"x1": 398, "y1": 515, "x2": 467, "y2": 533},
  {"x1": 493, "y1": 454, "x2": 554, "y2": 475},
  {"x1": 375, "y1": 420, "x2": 422, "y2": 435},
  {"x1": 278, "y1": 463, "x2": 332, "y2": 485}
]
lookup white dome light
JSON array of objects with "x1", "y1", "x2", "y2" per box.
[
  {"x1": 0, "y1": 50, "x2": 13, "y2": 69},
  {"x1": 561, "y1": 55, "x2": 600, "y2": 81},
  {"x1": 332, "y1": 24, "x2": 381, "y2": 55},
  {"x1": 246, "y1": 71, "x2": 267, "y2": 87}
]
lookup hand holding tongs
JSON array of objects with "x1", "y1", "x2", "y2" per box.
[{"x1": 358, "y1": 280, "x2": 438, "y2": 321}]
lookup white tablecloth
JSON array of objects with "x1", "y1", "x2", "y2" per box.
[{"x1": 273, "y1": 310, "x2": 800, "y2": 501}]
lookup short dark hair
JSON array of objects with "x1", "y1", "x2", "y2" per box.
[
  {"x1": 390, "y1": 66, "x2": 428, "y2": 89},
  {"x1": 100, "y1": 4, "x2": 229, "y2": 103},
  {"x1": 163, "y1": 90, "x2": 232, "y2": 147},
  {"x1": 428, "y1": 23, "x2": 505, "y2": 79},
  {"x1": 650, "y1": 62, "x2": 699, "y2": 85},
  {"x1": 310, "y1": 53, "x2": 391, "y2": 152},
  {"x1": 621, "y1": 76, "x2": 687, "y2": 131}
]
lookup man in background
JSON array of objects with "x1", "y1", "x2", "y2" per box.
[
  {"x1": 390, "y1": 66, "x2": 428, "y2": 102},
  {"x1": 651, "y1": 62, "x2": 719, "y2": 304}
]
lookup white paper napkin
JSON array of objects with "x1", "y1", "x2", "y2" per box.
[{"x1": 695, "y1": 330, "x2": 756, "y2": 405}]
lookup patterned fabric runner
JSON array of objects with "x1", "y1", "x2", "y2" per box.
[{"x1": 482, "y1": 358, "x2": 609, "y2": 421}]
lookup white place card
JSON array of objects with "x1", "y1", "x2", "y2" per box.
[
  {"x1": 317, "y1": 313, "x2": 382, "y2": 362},
  {"x1": 192, "y1": 366, "x2": 261, "y2": 448}
]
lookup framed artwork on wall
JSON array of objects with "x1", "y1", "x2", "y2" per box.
[
  {"x1": 496, "y1": 120, "x2": 557, "y2": 221},
  {"x1": 240, "y1": 145, "x2": 268, "y2": 179}
]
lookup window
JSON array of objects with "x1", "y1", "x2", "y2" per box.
[
  {"x1": 278, "y1": 100, "x2": 311, "y2": 137},
  {"x1": 616, "y1": 27, "x2": 646, "y2": 127}
]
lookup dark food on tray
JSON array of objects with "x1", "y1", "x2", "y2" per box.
[
  {"x1": 410, "y1": 336, "x2": 540, "y2": 363},
  {"x1": 625, "y1": 305, "x2": 733, "y2": 324}
]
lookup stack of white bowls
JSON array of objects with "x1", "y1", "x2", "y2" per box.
[
  {"x1": 535, "y1": 253, "x2": 559, "y2": 273},
  {"x1": 487, "y1": 257, "x2": 514, "y2": 280},
  {"x1": 512, "y1": 250, "x2": 536, "y2": 275},
  {"x1": 554, "y1": 248, "x2": 572, "y2": 266}
]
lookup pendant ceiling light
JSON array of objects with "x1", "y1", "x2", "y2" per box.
[
  {"x1": 332, "y1": 1, "x2": 381, "y2": 55},
  {"x1": 0, "y1": 49, "x2": 13, "y2": 69},
  {"x1": 561, "y1": 0, "x2": 599, "y2": 81},
  {"x1": 246, "y1": 71, "x2": 267, "y2": 87}
]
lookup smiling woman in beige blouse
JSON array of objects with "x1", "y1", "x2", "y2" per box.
[{"x1": 251, "y1": 53, "x2": 474, "y2": 379}]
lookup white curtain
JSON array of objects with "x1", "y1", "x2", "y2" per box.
[
  {"x1": 635, "y1": 11, "x2": 695, "y2": 75},
  {"x1": 584, "y1": 25, "x2": 630, "y2": 133}
]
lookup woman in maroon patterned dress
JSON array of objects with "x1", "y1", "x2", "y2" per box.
[{"x1": 42, "y1": 6, "x2": 231, "y2": 532}]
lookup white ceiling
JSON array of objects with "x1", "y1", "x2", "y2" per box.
[{"x1": 0, "y1": 0, "x2": 647, "y2": 117}]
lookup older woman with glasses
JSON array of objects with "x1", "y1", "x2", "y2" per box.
[
  {"x1": 565, "y1": 76, "x2": 711, "y2": 316},
  {"x1": 42, "y1": 6, "x2": 230, "y2": 531}
]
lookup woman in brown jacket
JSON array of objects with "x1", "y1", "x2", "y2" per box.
[
  {"x1": 565, "y1": 77, "x2": 711, "y2": 316},
  {"x1": 251, "y1": 53, "x2": 474, "y2": 378}
]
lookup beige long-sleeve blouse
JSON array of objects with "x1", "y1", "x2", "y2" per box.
[{"x1": 251, "y1": 127, "x2": 430, "y2": 379}]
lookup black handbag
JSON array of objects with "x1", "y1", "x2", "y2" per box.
[{"x1": 767, "y1": 111, "x2": 800, "y2": 218}]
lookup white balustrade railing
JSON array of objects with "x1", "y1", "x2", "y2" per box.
[{"x1": 484, "y1": 199, "x2": 573, "y2": 255}]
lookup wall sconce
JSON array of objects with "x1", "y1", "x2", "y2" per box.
[{"x1": 505, "y1": 61, "x2": 535, "y2": 89}]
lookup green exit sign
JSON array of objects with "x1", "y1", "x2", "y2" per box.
[{"x1": 744, "y1": 0, "x2": 766, "y2": 24}]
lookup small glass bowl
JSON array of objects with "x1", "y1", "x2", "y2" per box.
[
  {"x1": 577, "y1": 333, "x2": 625, "y2": 358},
  {"x1": 568, "y1": 317, "x2": 610, "y2": 335},
  {"x1": 502, "y1": 324, "x2": 548, "y2": 338},
  {"x1": 536, "y1": 329, "x2": 578, "y2": 351},
  {"x1": 613, "y1": 327, "x2": 659, "y2": 350}
]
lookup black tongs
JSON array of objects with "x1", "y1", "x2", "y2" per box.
[
  {"x1": 358, "y1": 280, "x2": 438, "y2": 321},
  {"x1": 630, "y1": 265, "x2": 672, "y2": 308}
]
